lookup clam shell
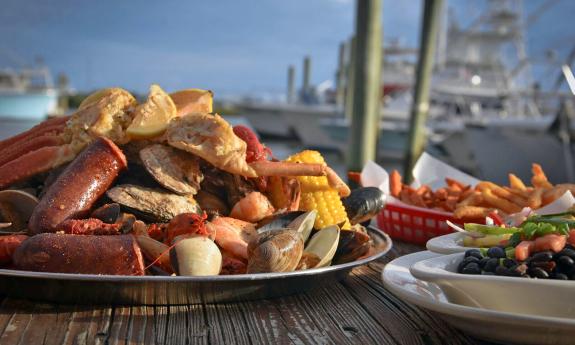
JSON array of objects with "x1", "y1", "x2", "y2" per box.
[
  {"x1": 0, "y1": 190, "x2": 39, "y2": 233},
  {"x1": 106, "y1": 184, "x2": 201, "y2": 222},
  {"x1": 288, "y1": 210, "x2": 317, "y2": 242},
  {"x1": 296, "y1": 252, "x2": 321, "y2": 270},
  {"x1": 304, "y1": 225, "x2": 340, "y2": 268},
  {"x1": 342, "y1": 187, "x2": 385, "y2": 225},
  {"x1": 140, "y1": 144, "x2": 203, "y2": 196},
  {"x1": 171, "y1": 235, "x2": 222, "y2": 276},
  {"x1": 247, "y1": 229, "x2": 303, "y2": 273},
  {"x1": 257, "y1": 211, "x2": 305, "y2": 233}
]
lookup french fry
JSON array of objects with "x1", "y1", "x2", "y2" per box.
[
  {"x1": 504, "y1": 186, "x2": 531, "y2": 199},
  {"x1": 457, "y1": 191, "x2": 483, "y2": 207},
  {"x1": 445, "y1": 177, "x2": 466, "y2": 190},
  {"x1": 459, "y1": 186, "x2": 474, "y2": 201},
  {"x1": 416, "y1": 185, "x2": 430, "y2": 196},
  {"x1": 491, "y1": 186, "x2": 527, "y2": 207},
  {"x1": 481, "y1": 189, "x2": 522, "y2": 214},
  {"x1": 390, "y1": 170, "x2": 402, "y2": 197},
  {"x1": 527, "y1": 188, "x2": 544, "y2": 209},
  {"x1": 531, "y1": 163, "x2": 553, "y2": 189},
  {"x1": 453, "y1": 206, "x2": 492, "y2": 220},
  {"x1": 445, "y1": 195, "x2": 459, "y2": 212},
  {"x1": 508, "y1": 173, "x2": 526, "y2": 191}
]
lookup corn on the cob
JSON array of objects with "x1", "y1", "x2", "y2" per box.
[{"x1": 285, "y1": 150, "x2": 350, "y2": 229}]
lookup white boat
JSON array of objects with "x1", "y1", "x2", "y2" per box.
[{"x1": 0, "y1": 66, "x2": 59, "y2": 121}]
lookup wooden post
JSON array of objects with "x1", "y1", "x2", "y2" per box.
[
  {"x1": 344, "y1": 36, "x2": 356, "y2": 121},
  {"x1": 287, "y1": 65, "x2": 296, "y2": 104},
  {"x1": 302, "y1": 56, "x2": 311, "y2": 95},
  {"x1": 335, "y1": 42, "x2": 347, "y2": 109},
  {"x1": 403, "y1": 0, "x2": 444, "y2": 177},
  {"x1": 347, "y1": 0, "x2": 382, "y2": 172}
]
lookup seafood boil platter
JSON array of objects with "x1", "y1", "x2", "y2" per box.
[{"x1": 0, "y1": 85, "x2": 391, "y2": 305}]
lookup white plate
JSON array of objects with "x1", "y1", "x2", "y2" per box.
[
  {"x1": 410, "y1": 252, "x2": 575, "y2": 319},
  {"x1": 426, "y1": 232, "x2": 471, "y2": 254},
  {"x1": 382, "y1": 251, "x2": 575, "y2": 345}
]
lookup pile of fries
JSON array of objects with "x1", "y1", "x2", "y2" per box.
[{"x1": 389, "y1": 164, "x2": 575, "y2": 221}]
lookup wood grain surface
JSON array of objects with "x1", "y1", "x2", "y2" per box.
[{"x1": 0, "y1": 241, "x2": 498, "y2": 345}]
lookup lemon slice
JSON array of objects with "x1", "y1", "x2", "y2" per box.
[
  {"x1": 127, "y1": 84, "x2": 177, "y2": 139},
  {"x1": 170, "y1": 88, "x2": 213, "y2": 115}
]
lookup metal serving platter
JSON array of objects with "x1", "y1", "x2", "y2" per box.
[{"x1": 0, "y1": 226, "x2": 391, "y2": 305}]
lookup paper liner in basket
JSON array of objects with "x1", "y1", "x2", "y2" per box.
[
  {"x1": 360, "y1": 152, "x2": 479, "y2": 210},
  {"x1": 359, "y1": 152, "x2": 575, "y2": 216}
]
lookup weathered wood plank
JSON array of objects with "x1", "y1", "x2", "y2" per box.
[
  {"x1": 0, "y1": 299, "x2": 36, "y2": 345},
  {"x1": 107, "y1": 306, "x2": 131, "y2": 345},
  {"x1": 125, "y1": 306, "x2": 154, "y2": 345},
  {"x1": 186, "y1": 304, "x2": 209, "y2": 345},
  {"x1": 61, "y1": 306, "x2": 113, "y2": 345},
  {"x1": 164, "y1": 305, "x2": 191, "y2": 345}
]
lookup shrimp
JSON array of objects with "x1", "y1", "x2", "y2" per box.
[
  {"x1": 209, "y1": 216, "x2": 256, "y2": 259},
  {"x1": 230, "y1": 191, "x2": 275, "y2": 223}
]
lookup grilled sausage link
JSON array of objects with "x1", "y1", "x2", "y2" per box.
[{"x1": 13, "y1": 234, "x2": 145, "y2": 275}]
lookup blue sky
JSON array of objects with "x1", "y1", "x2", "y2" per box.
[{"x1": 1, "y1": 0, "x2": 574, "y2": 97}]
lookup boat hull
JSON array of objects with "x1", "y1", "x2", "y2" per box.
[{"x1": 0, "y1": 91, "x2": 58, "y2": 121}]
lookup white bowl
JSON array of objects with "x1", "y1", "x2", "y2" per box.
[
  {"x1": 425, "y1": 232, "x2": 470, "y2": 254},
  {"x1": 410, "y1": 253, "x2": 575, "y2": 319},
  {"x1": 382, "y1": 251, "x2": 575, "y2": 345}
]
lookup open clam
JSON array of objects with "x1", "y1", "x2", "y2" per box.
[
  {"x1": 0, "y1": 190, "x2": 39, "y2": 233},
  {"x1": 342, "y1": 187, "x2": 385, "y2": 225},
  {"x1": 170, "y1": 235, "x2": 222, "y2": 276},
  {"x1": 257, "y1": 210, "x2": 316, "y2": 242},
  {"x1": 140, "y1": 144, "x2": 203, "y2": 195},
  {"x1": 247, "y1": 229, "x2": 303, "y2": 273},
  {"x1": 106, "y1": 184, "x2": 201, "y2": 222},
  {"x1": 303, "y1": 225, "x2": 340, "y2": 268}
]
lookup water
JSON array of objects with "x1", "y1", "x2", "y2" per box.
[{"x1": 0, "y1": 118, "x2": 40, "y2": 140}]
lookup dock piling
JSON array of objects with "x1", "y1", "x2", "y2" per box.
[
  {"x1": 347, "y1": 0, "x2": 382, "y2": 172},
  {"x1": 403, "y1": 0, "x2": 444, "y2": 178},
  {"x1": 287, "y1": 65, "x2": 296, "y2": 104}
]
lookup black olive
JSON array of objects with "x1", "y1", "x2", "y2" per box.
[
  {"x1": 557, "y1": 255, "x2": 574, "y2": 269},
  {"x1": 483, "y1": 258, "x2": 499, "y2": 273},
  {"x1": 478, "y1": 257, "x2": 490, "y2": 269},
  {"x1": 553, "y1": 273, "x2": 569, "y2": 280},
  {"x1": 503, "y1": 258, "x2": 517, "y2": 269},
  {"x1": 495, "y1": 266, "x2": 508, "y2": 276},
  {"x1": 556, "y1": 248, "x2": 575, "y2": 261},
  {"x1": 465, "y1": 249, "x2": 483, "y2": 260},
  {"x1": 458, "y1": 256, "x2": 480, "y2": 273},
  {"x1": 461, "y1": 262, "x2": 481, "y2": 275},
  {"x1": 487, "y1": 247, "x2": 506, "y2": 259},
  {"x1": 529, "y1": 251, "x2": 553, "y2": 263},
  {"x1": 529, "y1": 267, "x2": 549, "y2": 279}
]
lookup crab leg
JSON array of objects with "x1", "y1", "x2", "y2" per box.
[
  {"x1": 0, "y1": 134, "x2": 65, "y2": 167},
  {"x1": 0, "y1": 145, "x2": 76, "y2": 189},
  {"x1": 0, "y1": 116, "x2": 69, "y2": 152},
  {"x1": 248, "y1": 161, "x2": 351, "y2": 197}
]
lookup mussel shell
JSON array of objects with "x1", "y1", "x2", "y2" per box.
[
  {"x1": 342, "y1": 187, "x2": 385, "y2": 225},
  {"x1": 247, "y1": 229, "x2": 304, "y2": 273},
  {"x1": 333, "y1": 226, "x2": 372, "y2": 265},
  {"x1": 256, "y1": 211, "x2": 305, "y2": 233},
  {"x1": 91, "y1": 203, "x2": 122, "y2": 224},
  {"x1": 106, "y1": 184, "x2": 201, "y2": 222},
  {"x1": 0, "y1": 190, "x2": 39, "y2": 233}
]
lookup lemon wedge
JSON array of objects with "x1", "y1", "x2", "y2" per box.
[
  {"x1": 127, "y1": 84, "x2": 177, "y2": 139},
  {"x1": 170, "y1": 88, "x2": 213, "y2": 115}
]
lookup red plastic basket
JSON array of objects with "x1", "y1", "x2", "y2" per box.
[{"x1": 376, "y1": 203, "x2": 461, "y2": 245}]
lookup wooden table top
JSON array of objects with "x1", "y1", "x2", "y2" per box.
[{"x1": 0, "y1": 240, "x2": 496, "y2": 345}]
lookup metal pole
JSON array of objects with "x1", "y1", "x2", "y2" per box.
[
  {"x1": 335, "y1": 42, "x2": 347, "y2": 109},
  {"x1": 403, "y1": 0, "x2": 444, "y2": 177},
  {"x1": 287, "y1": 65, "x2": 295, "y2": 104},
  {"x1": 302, "y1": 56, "x2": 311, "y2": 95},
  {"x1": 344, "y1": 36, "x2": 356, "y2": 121},
  {"x1": 347, "y1": 0, "x2": 382, "y2": 172}
]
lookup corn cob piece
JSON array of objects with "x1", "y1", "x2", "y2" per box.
[{"x1": 285, "y1": 150, "x2": 351, "y2": 229}]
